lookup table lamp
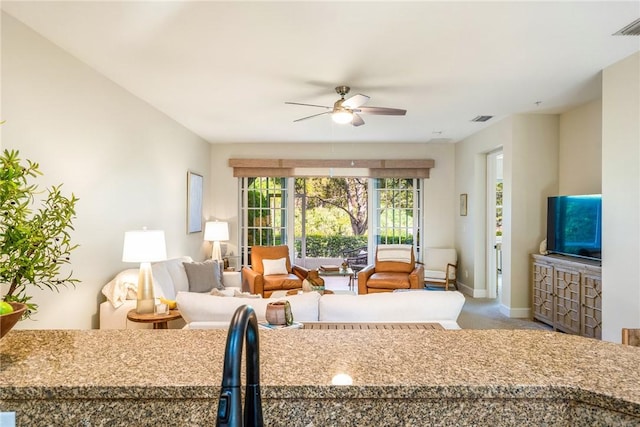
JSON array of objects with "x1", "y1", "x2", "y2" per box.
[
  {"x1": 122, "y1": 229, "x2": 167, "y2": 314},
  {"x1": 204, "y1": 220, "x2": 229, "y2": 261}
]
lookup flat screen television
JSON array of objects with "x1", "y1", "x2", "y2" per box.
[{"x1": 547, "y1": 194, "x2": 602, "y2": 261}]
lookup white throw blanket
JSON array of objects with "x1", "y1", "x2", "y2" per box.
[
  {"x1": 376, "y1": 244, "x2": 413, "y2": 263},
  {"x1": 101, "y1": 269, "x2": 139, "y2": 308}
]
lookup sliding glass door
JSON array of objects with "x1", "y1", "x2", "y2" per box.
[{"x1": 240, "y1": 176, "x2": 423, "y2": 267}]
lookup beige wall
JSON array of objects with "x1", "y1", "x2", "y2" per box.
[
  {"x1": 455, "y1": 115, "x2": 559, "y2": 316},
  {"x1": 209, "y1": 142, "x2": 457, "y2": 258},
  {"x1": 508, "y1": 115, "x2": 559, "y2": 316},
  {"x1": 1, "y1": 14, "x2": 212, "y2": 329},
  {"x1": 558, "y1": 99, "x2": 602, "y2": 195},
  {"x1": 454, "y1": 117, "x2": 511, "y2": 297},
  {"x1": 602, "y1": 52, "x2": 640, "y2": 342}
]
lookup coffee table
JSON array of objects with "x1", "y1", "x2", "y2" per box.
[
  {"x1": 302, "y1": 322, "x2": 444, "y2": 330},
  {"x1": 318, "y1": 267, "x2": 355, "y2": 291},
  {"x1": 127, "y1": 309, "x2": 182, "y2": 329}
]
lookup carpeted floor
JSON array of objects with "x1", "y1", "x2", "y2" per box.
[
  {"x1": 458, "y1": 296, "x2": 552, "y2": 330},
  {"x1": 324, "y1": 276, "x2": 551, "y2": 330}
]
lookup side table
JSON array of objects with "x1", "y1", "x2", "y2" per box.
[
  {"x1": 318, "y1": 267, "x2": 355, "y2": 290},
  {"x1": 126, "y1": 309, "x2": 182, "y2": 329}
]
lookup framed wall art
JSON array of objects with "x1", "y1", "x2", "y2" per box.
[
  {"x1": 460, "y1": 193, "x2": 468, "y2": 216},
  {"x1": 187, "y1": 171, "x2": 203, "y2": 233}
]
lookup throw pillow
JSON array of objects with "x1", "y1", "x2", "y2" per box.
[
  {"x1": 183, "y1": 259, "x2": 225, "y2": 293},
  {"x1": 262, "y1": 257, "x2": 288, "y2": 275}
]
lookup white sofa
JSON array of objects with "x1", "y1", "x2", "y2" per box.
[
  {"x1": 101, "y1": 257, "x2": 465, "y2": 330},
  {"x1": 99, "y1": 256, "x2": 242, "y2": 329},
  {"x1": 177, "y1": 289, "x2": 466, "y2": 330}
]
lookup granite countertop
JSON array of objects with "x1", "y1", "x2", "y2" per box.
[{"x1": 1, "y1": 329, "x2": 639, "y2": 416}]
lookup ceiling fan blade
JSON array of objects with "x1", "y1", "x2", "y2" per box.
[
  {"x1": 342, "y1": 94, "x2": 370, "y2": 109},
  {"x1": 355, "y1": 106, "x2": 407, "y2": 116},
  {"x1": 285, "y1": 101, "x2": 332, "y2": 109},
  {"x1": 351, "y1": 114, "x2": 365, "y2": 127},
  {"x1": 293, "y1": 111, "x2": 331, "y2": 122}
]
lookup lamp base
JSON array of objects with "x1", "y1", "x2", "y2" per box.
[
  {"x1": 136, "y1": 298, "x2": 155, "y2": 314},
  {"x1": 212, "y1": 240, "x2": 223, "y2": 262},
  {"x1": 136, "y1": 262, "x2": 156, "y2": 314}
]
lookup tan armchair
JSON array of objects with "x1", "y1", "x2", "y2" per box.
[
  {"x1": 358, "y1": 245, "x2": 424, "y2": 294},
  {"x1": 242, "y1": 245, "x2": 309, "y2": 297}
]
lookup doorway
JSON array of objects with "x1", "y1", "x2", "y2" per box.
[{"x1": 486, "y1": 150, "x2": 503, "y2": 299}]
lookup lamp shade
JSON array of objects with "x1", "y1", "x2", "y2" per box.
[
  {"x1": 204, "y1": 221, "x2": 229, "y2": 242},
  {"x1": 122, "y1": 229, "x2": 167, "y2": 263}
]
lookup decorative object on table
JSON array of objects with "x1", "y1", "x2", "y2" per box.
[
  {"x1": 0, "y1": 149, "x2": 79, "y2": 323},
  {"x1": 539, "y1": 239, "x2": 548, "y2": 255},
  {"x1": 302, "y1": 270, "x2": 325, "y2": 294},
  {"x1": 187, "y1": 170, "x2": 203, "y2": 233},
  {"x1": 265, "y1": 300, "x2": 293, "y2": 326},
  {"x1": 319, "y1": 264, "x2": 340, "y2": 272},
  {"x1": 122, "y1": 228, "x2": 167, "y2": 314},
  {"x1": 341, "y1": 260, "x2": 349, "y2": 271},
  {"x1": 204, "y1": 220, "x2": 229, "y2": 261}
]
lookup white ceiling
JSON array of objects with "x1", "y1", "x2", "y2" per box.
[{"x1": 2, "y1": 1, "x2": 639, "y2": 144}]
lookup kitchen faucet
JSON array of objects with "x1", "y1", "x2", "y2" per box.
[{"x1": 216, "y1": 305, "x2": 263, "y2": 427}]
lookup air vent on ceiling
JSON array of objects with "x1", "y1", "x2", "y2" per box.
[
  {"x1": 471, "y1": 115, "x2": 493, "y2": 122},
  {"x1": 613, "y1": 17, "x2": 640, "y2": 36}
]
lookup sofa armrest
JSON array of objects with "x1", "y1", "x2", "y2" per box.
[
  {"x1": 292, "y1": 265, "x2": 309, "y2": 281},
  {"x1": 409, "y1": 263, "x2": 425, "y2": 289},
  {"x1": 357, "y1": 264, "x2": 375, "y2": 294},
  {"x1": 242, "y1": 266, "x2": 263, "y2": 295}
]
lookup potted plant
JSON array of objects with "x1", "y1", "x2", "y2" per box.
[{"x1": 0, "y1": 149, "x2": 79, "y2": 336}]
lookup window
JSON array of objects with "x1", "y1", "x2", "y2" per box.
[
  {"x1": 372, "y1": 178, "x2": 422, "y2": 260},
  {"x1": 239, "y1": 177, "x2": 288, "y2": 265},
  {"x1": 294, "y1": 177, "x2": 368, "y2": 263},
  {"x1": 240, "y1": 176, "x2": 423, "y2": 266}
]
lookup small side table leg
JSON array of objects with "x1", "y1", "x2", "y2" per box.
[{"x1": 154, "y1": 322, "x2": 169, "y2": 330}]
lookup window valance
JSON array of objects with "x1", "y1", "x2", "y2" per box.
[{"x1": 228, "y1": 158, "x2": 434, "y2": 178}]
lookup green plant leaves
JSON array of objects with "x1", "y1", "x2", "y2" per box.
[{"x1": 0, "y1": 149, "x2": 79, "y2": 318}]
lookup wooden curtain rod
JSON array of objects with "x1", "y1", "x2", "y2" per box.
[{"x1": 228, "y1": 158, "x2": 435, "y2": 169}]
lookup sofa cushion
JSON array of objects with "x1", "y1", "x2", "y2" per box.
[
  {"x1": 318, "y1": 291, "x2": 465, "y2": 324},
  {"x1": 164, "y1": 256, "x2": 193, "y2": 295},
  {"x1": 263, "y1": 274, "x2": 303, "y2": 291},
  {"x1": 176, "y1": 290, "x2": 320, "y2": 324},
  {"x1": 375, "y1": 245, "x2": 416, "y2": 274},
  {"x1": 183, "y1": 260, "x2": 224, "y2": 293},
  {"x1": 365, "y1": 272, "x2": 411, "y2": 289}
]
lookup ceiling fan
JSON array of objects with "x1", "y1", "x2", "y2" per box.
[{"x1": 285, "y1": 86, "x2": 406, "y2": 127}]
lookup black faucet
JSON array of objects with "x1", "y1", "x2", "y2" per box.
[{"x1": 216, "y1": 305, "x2": 263, "y2": 427}]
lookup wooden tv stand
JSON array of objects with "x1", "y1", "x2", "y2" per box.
[{"x1": 531, "y1": 254, "x2": 602, "y2": 339}]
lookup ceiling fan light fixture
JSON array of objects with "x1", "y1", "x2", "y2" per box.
[{"x1": 332, "y1": 109, "x2": 353, "y2": 124}]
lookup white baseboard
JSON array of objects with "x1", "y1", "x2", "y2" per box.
[
  {"x1": 499, "y1": 304, "x2": 531, "y2": 319},
  {"x1": 456, "y1": 282, "x2": 487, "y2": 298},
  {"x1": 457, "y1": 282, "x2": 531, "y2": 318}
]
